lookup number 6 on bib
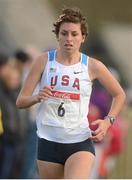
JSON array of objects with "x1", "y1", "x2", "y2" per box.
[{"x1": 58, "y1": 102, "x2": 65, "y2": 117}]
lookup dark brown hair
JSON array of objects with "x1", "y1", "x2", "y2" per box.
[{"x1": 53, "y1": 7, "x2": 88, "y2": 37}]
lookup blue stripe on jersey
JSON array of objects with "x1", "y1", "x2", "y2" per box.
[
  {"x1": 81, "y1": 53, "x2": 88, "y2": 65},
  {"x1": 48, "y1": 49, "x2": 56, "y2": 61}
]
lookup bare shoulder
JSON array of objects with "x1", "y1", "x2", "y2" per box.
[
  {"x1": 88, "y1": 57, "x2": 106, "y2": 80},
  {"x1": 32, "y1": 52, "x2": 48, "y2": 73}
]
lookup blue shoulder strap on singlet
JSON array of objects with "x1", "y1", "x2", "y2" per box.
[
  {"x1": 48, "y1": 49, "x2": 56, "y2": 61},
  {"x1": 81, "y1": 53, "x2": 88, "y2": 65}
]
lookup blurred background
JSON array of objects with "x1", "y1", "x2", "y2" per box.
[{"x1": 0, "y1": 0, "x2": 132, "y2": 178}]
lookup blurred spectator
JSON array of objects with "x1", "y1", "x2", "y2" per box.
[{"x1": 0, "y1": 53, "x2": 30, "y2": 178}]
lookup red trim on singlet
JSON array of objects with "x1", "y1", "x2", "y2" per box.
[{"x1": 51, "y1": 90, "x2": 80, "y2": 100}]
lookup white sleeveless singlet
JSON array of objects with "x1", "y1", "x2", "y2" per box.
[{"x1": 36, "y1": 49, "x2": 93, "y2": 143}]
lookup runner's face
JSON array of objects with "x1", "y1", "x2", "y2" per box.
[{"x1": 58, "y1": 23, "x2": 85, "y2": 53}]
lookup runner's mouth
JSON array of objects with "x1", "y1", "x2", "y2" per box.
[{"x1": 64, "y1": 44, "x2": 73, "y2": 47}]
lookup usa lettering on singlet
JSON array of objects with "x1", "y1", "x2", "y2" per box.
[{"x1": 36, "y1": 49, "x2": 93, "y2": 143}]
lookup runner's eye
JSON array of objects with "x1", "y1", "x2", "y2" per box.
[
  {"x1": 72, "y1": 33, "x2": 78, "y2": 36},
  {"x1": 61, "y1": 32, "x2": 67, "y2": 36}
]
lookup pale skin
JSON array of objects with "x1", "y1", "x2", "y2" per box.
[{"x1": 16, "y1": 22, "x2": 126, "y2": 179}]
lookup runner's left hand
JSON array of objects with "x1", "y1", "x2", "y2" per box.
[{"x1": 90, "y1": 119, "x2": 111, "y2": 142}]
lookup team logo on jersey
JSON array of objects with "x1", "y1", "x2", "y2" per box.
[{"x1": 49, "y1": 67, "x2": 56, "y2": 73}]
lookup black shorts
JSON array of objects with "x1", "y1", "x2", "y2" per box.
[{"x1": 37, "y1": 137, "x2": 95, "y2": 165}]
